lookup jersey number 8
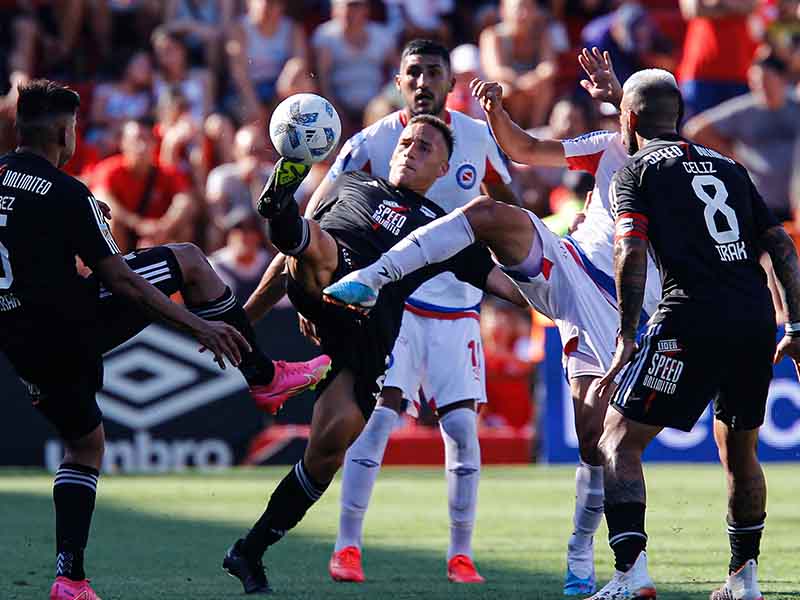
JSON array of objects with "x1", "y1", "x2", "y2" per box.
[
  {"x1": 691, "y1": 175, "x2": 740, "y2": 245},
  {"x1": 0, "y1": 215, "x2": 12, "y2": 289}
]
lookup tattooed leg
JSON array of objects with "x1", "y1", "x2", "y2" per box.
[
  {"x1": 714, "y1": 420, "x2": 767, "y2": 573},
  {"x1": 598, "y1": 409, "x2": 661, "y2": 571}
]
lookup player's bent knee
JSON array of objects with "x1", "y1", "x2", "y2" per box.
[{"x1": 463, "y1": 195, "x2": 498, "y2": 232}]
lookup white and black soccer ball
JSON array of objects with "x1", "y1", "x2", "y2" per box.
[{"x1": 269, "y1": 93, "x2": 342, "y2": 165}]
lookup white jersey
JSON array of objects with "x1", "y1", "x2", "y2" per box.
[
  {"x1": 326, "y1": 109, "x2": 512, "y2": 314},
  {"x1": 561, "y1": 130, "x2": 661, "y2": 317}
]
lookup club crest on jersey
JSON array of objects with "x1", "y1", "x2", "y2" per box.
[{"x1": 456, "y1": 163, "x2": 477, "y2": 190}]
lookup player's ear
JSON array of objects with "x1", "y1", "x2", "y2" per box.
[
  {"x1": 438, "y1": 159, "x2": 449, "y2": 178},
  {"x1": 629, "y1": 111, "x2": 639, "y2": 135},
  {"x1": 58, "y1": 127, "x2": 66, "y2": 147},
  {"x1": 395, "y1": 72, "x2": 402, "y2": 92}
]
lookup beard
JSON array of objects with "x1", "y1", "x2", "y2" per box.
[
  {"x1": 409, "y1": 94, "x2": 446, "y2": 117},
  {"x1": 623, "y1": 128, "x2": 639, "y2": 156}
]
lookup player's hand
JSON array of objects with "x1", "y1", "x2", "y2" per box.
[
  {"x1": 298, "y1": 313, "x2": 320, "y2": 346},
  {"x1": 774, "y1": 335, "x2": 800, "y2": 379},
  {"x1": 470, "y1": 78, "x2": 504, "y2": 114},
  {"x1": 97, "y1": 200, "x2": 112, "y2": 220},
  {"x1": 579, "y1": 47, "x2": 622, "y2": 107},
  {"x1": 195, "y1": 320, "x2": 252, "y2": 370},
  {"x1": 597, "y1": 336, "x2": 637, "y2": 404},
  {"x1": 568, "y1": 211, "x2": 586, "y2": 234}
]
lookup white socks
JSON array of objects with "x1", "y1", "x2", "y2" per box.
[
  {"x1": 568, "y1": 461, "x2": 604, "y2": 575},
  {"x1": 358, "y1": 209, "x2": 476, "y2": 289},
  {"x1": 440, "y1": 408, "x2": 481, "y2": 560},
  {"x1": 335, "y1": 406, "x2": 399, "y2": 551}
]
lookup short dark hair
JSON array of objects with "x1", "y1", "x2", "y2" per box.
[
  {"x1": 401, "y1": 39, "x2": 451, "y2": 72},
  {"x1": 408, "y1": 114, "x2": 454, "y2": 159},
  {"x1": 15, "y1": 79, "x2": 80, "y2": 145}
]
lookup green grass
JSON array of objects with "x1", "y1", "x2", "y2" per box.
[{"x1": 1, "y1": 465, "x2": 798, "y2": 599}]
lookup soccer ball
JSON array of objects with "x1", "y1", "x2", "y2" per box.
[{"x1": 269, "y1": 93, "x2": 342, "y2": 165}]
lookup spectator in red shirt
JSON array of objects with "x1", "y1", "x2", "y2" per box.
[
  {"x1": 677, "y1": 0, "x2": 759, "y2": 117},
  {"x1": 92, "y1": 118, "x2": 196, "y2": 252}
]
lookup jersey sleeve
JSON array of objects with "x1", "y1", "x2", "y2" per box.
[
  {"x1": 324, "y1": 129, "x2": 371, "y2": 184},
  {"x1": 611, "y1": 163, "x2": 649, "y2": 242},
  {"x1": 483, "y1": 123, "x2": 512, "y2": 185},
  {"x1": 561, "y1": 130, "x2": 617, "y2": 176},
  {"x1": 68, "y1": 187, "x2": 121, "y2": 268}
]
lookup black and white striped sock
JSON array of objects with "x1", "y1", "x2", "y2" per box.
[
  {"x1": 606, "y1": 502, "x2": 647, "y2": 572},
  {"x1": 54, "y1": 463, "x2": 99, "y2": 581},
  {"x1": 188, "y1": 287, "x2": 275, "y2": 384},
  {"x1": 241, "y1": 460, "x2": 330, "y2": 560},
  {"x1": 728, "y1": 516, "x2": 765, "y2": 573}
]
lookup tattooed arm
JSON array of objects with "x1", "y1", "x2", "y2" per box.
[
  {"x1": 615, "y1": 237, "x2": 649, "y2": 341},
  {"x1": 760, "y1": 225, "x2": 800, "y2": 322},
  {"x1": 760, "y1": 225, "x2": 800, "y2": 371}
]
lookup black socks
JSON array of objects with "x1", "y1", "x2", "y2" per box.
[
  {"x1": 189, "y1": 287, "x2": 275, "y2": 385},
  {"x1": 605, "y1": 502, "x2": 647, "y2": 572},
  {"x1": 268, "y1": 198, "x2": 310, "y2": 257},
  {"x1": 728, "y1": 516, "x2": 765, "y2": 573},
  {"x1": 53, "y1": 463, "x2": 99, "y2": 581},
  {"x1": 241, "y1": 460, "x2": 329, "y2": 560}
]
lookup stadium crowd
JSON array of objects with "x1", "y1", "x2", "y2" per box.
[{"x1": 2, "y1": 0, "x2": 800, "y2": 428}]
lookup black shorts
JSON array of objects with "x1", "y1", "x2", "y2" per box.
[
  {"x1": 287, "y1": 245, "x2": 416, "y2": 421},
  {"x1": 611, "y1": 316, "x2": 776, "y2": 432},
  {"x1": 2, "y1": 247, "x2": 183, "y2": 440}
]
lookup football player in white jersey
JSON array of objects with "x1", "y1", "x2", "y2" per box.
[
  {"x1": 305, "y1": 39, "x2": 516, "y2": 585},
  {"x1": 323, "y1": 49, "x2": 664, "y2": 595}
]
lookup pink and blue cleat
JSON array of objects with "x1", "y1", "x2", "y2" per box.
[{"x1": 250, "y1": 355, "x2": 332, "y2": 414}]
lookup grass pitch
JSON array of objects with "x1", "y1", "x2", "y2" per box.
[{"x1": 1, "y1": 465, "x2": 798, "y2": 599}]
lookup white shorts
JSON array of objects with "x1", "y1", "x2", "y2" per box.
[
  {"x1": 512, "y1": 211, "x2": 620, "y2": 378},
  {"x1": 383, "y1": 309, "x2": 486, "y2": 417}
]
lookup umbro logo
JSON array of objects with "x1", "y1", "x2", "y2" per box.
[{"x1": 352, "y1": 458, "x2": 380, "y2": 468}]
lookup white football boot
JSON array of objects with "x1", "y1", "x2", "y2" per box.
[
  {"x1": 709, "y1": 560, "x2": 764, "y2": 600},
  {"x1": 588, "y1": 551, "x2": 657, "y2": 599}
]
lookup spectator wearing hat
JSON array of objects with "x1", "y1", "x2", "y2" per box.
[{"x1": 685, "y1": 53, "x2": 800, "y2": 221}]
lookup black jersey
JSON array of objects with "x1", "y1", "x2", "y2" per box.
[
  {"x1": 0, "y1": 151, "x2": 120, "y2": 326},
  {"x1": 611, "y1": 134, "x2": 777, "y2": 325},
  {"x1": 312, "y1": 170, "x2": 493, "y2": 287},
  {"x1": 291, "y1": 170, "x2": 495, "y2": 420}
]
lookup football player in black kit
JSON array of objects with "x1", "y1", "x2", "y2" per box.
[
  {"x1": 590, "y1": 70, "x2": 800, "y2": 600},
  {"x1": 221, "y1": 114, "x2": 524, "y2": 594},
  {"x1": 0, "y1": 80, "x2": 331, "y2": 600}
]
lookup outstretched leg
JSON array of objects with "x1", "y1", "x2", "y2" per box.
[
  {"x1": 324, "y1": 196, "x2": 541, "y2": 307},
  {"x1": 224, "y1": 370, "x2": 366, "y2": 594}
]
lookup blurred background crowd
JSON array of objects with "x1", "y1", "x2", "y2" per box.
[{"x1": 2, "y1": 0, "x2": 799, "y2": 430}]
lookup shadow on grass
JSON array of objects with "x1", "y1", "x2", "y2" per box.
[{"x1": 0, "y1": 489, "x2": 738, "y2": 600}]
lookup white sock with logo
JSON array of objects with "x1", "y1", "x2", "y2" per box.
[
  {"x1": 356, "y1": 209, "x2": 475, "y2": 290},
  {"x1": 568, "y1": 461, "x2": 604, "y2": 576},
  {"x1": 440, "y1": 407, "x2": 481, "y2": 560},
  {"x1": 335, "y1": 406, "x2": 399, "y2": 551}
]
